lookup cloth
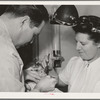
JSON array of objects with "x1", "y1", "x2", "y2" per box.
[
  {"x1": 59, "y1": 56, "x2": 100, "y2": 92},
  {"x1": 0, "y1": 19, "x2": 25, "y2": 92}
]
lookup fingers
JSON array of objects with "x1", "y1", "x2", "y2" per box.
[
  {"x1": 44, "y1": 75, "x2": 57, "y2": 85},
  {"x1": 35, "y1": 75, "x2": 56, "y2": 92},
  {"x1": 27, "y1": 70, "x2": 41, "y2": 79},
  {"x1": 25, "y1": 75, "x2": 40, "y2": 83},
  {"x1": 51, "y1": 77, "x2": 57, "y2": 85},
  {"x1": 24, "y1": 70, "x2": 41, "y2": 83}
]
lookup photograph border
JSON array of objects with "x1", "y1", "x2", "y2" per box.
[{"x1": 0, "y1": 0, "x2": 100, "y2": 99}]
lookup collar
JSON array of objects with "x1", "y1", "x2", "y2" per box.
[{"x1": 89, "y1": 57, "x2": 100, "y2": 66}]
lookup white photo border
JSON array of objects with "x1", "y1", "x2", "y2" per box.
[{"x1": 0, "y1": 1, "x2": 99, "y2": 99}]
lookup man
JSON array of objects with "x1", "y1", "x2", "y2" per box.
[{"x1": 0, "y1": 5, "x2": 57, "y2": 92}]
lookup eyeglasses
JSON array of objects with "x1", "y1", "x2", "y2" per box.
[
  {"x1": 50, "y1": 12, "x2": 78, "y2": 26},
  {"x1": 78, "y1": 16, "x2": 100, "y2": 33}
]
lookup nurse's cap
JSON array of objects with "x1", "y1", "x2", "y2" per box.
[{"x1": 50, "y1": 5, "x2": 79, "y2": 26}]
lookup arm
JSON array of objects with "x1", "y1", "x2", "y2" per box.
[
  {"x1": 40, "y1": 53, "x2": 67, "y2": 88},
  {"x1": 24, "y1": 67, "x2": 41, "y2": 83},
  {"x1": 24, "y1": 61, "x2": 57, "y2": 92},
  {"x1": 0, "y1": 52, "x2": 25, "y2": 92},
  {"x1": 49, "y1": 67, "x2": 67, "y2": 87},
  {"x1": 24, "y1": 67, "x2": 41, "y2": 92},
  {"x1": 31, "y1": 75, "x2": 57, "y2": 92}
]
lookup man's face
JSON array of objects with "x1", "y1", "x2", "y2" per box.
[
  {"x1": 75, "y1": 32, "x2": 99, "y2": 62},
  {"x1": 17, "y1": 21, "x2": 45, "y2": 48}
]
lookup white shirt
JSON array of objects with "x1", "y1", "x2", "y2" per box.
[
  {"x1": 59, "y1": 56, "x2": 100, "y2": 92},
  {"x1": 0, "y1": 19, "x2": 25, "y2": 92}
]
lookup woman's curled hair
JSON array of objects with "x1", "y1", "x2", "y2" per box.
[{"x1": 73, "y1": 15, "x2": 100, "y2": 43}]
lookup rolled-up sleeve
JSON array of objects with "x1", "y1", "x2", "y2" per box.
[{"x1": 59, "y1": 57, "x2": 78, "y2": 85}]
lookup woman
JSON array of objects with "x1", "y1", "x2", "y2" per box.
[
  {"x1": 58, "y1": 15, "x2": 100, "y2": 92},
  {"x1": 24, "y1": 15, "x2": 100, "y2": 92}
]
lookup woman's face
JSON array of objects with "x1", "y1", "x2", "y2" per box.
[{"x1": 75, "y1": 32, "x2": 100, "y2": 62}]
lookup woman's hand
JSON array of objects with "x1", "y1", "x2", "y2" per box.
[
  {"x1": 33, "y1": 75, "x2": 57, "y2": 92},
  {"x1": 41, "y1": 53, "x2": 65, "y2": 71}
]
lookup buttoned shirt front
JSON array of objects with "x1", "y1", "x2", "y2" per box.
[
  {"x1": 0, "y1": 19, "x2": 25, "y2": 92},
  {"x1": 59, "y1": 56, "x2": 100, "y2": 92}
]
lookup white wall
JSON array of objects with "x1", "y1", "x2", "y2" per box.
[{"x1": 39, "y1": 5, "x2": 100, "y2": 71}]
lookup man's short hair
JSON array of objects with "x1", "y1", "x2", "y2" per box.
[{"x1": 4, "y1": 5, "x2": 49, "y2": 27}]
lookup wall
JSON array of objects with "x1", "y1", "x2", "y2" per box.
[{"x1": 39, "y1": 5, "x2": 100, "y2": 72}]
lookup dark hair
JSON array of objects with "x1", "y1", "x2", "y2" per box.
[
  {"x1": 4, "y1": 5, "x2": 49, "y2": 27},
  {"x1": 36, "y1": 5, "x2": 49, "y2": 22},
  {"x1": 0, "y1": 5, "x2": 8, "y2": 15},
  {"x1": 73, "y1": 15, "x2": 100, "y2": 43}
]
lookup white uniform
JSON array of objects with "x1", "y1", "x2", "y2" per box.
[
  {"x1": 0, "y1": 19, "x2": 25, "y2": 92},
  {"x1": 59, "y1": 56, "x2": 100, "y2": 92}
]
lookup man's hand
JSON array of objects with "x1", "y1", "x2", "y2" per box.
[
  {"x1": 33, "y1": 75, "x2": 57, "y2": 92},
  {"x1": 24, "y1": 67, "x2": 41, "y2": 83}
]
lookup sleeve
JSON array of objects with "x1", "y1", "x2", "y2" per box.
[
  {"x1": 59, "y1": 57, "x2": 78, "y2": 85},
  {"x1": 0, "y1": 51, "x2": 25, "y2": 92},
  {"x1": 93, "y1": 81, "x2": 100, "y2": 92}
]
